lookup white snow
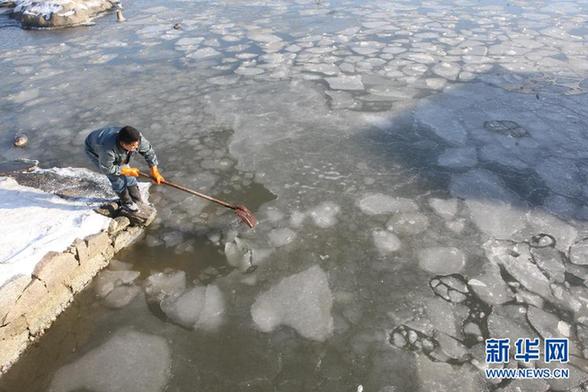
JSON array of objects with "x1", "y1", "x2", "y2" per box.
[{"x1": 0, "y1": 176, "x2": 110, "y2": 287}]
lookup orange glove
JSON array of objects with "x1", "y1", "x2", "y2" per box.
[
  {"x1": 150, "y1": 166, "x2": 165, "y2": 184},
  {"x1": 120, "y1": 166, "x2": 140, "y2": 177}
]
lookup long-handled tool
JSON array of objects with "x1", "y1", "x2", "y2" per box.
[{"x1": 139, "y1": 171, "x2": 257, "y2": 229}]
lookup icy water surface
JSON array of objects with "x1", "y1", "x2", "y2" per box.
[{"x1": 2, "y1": 0, "x2": 588, "y2": 390}]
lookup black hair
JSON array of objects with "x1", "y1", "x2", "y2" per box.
[{"x1": 118, "y1": 126, "x2": 141, "y2": 144}]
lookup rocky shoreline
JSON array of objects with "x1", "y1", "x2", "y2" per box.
[
  {"x1": 0, "y1": 162, "x2": 155, "y2": 374},
  {"x1": 0, "y1": 0, "x2": 115, "y2": 29}
]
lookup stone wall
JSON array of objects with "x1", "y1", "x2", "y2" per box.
[{"x1": 0, "y1": 214, "x2": 150, "y2": 374}]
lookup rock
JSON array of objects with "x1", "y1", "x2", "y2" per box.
[
  {"x1": 0, "y1": 329, "x2": 29, "y2": 375},
  {"x1": 121, "y1": 204, "x2": 156, "y2": 226},
  {"x1": 108, "y1": 216, "x2": 130, "y2": 235},
  {"x1": 113, "y1": 226, "x2": 143, "y2": 253},
  {"x1": 0, "y1": 159, "x2": 38, "y2": 175},
  {"x1": 13, "y1": 133, "x2": 28, "y2": 147},
  {"x1": 0, "y1": 276, "x2": 30, "y2": 323},
  {"x1": 32, "y1": 252, "x2": 78, "y2": 290},
  {"x1": 85, "y1": 231, "x2": 113, "y2": 260},
  {"x1": 72, "y1": 238, "x2": 89, "y2": 264},
  {"x1": 9, "y1": 0, "x2": 115, "y2": 29}
]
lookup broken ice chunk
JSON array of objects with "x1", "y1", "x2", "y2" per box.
[
  {"x1": 161, "y1": 285, "x2": 225, "y2": 331},
  {"x1": 251, "y1": 265, "x2": 333, "y2": 341},
  {"x1": 357, "y1": 193, "x2": 419, "y2": 215},
  {"x1": 386, "y1": 212, "x2": 429, "y2": 235},
  {"x1": 418, "y1": 247, "x2": 466, "y2": 274},
  {"x1": 325, "y1": 75, "x2": 364, "y2": 91},
  {"x1": 428, "y1": 198, "x2": 458, "y2": 220},
  {"x1": 432, "y1": 62, "x2": 461, "y2": 81},
  {"x1": 49, "y1": 329, "x2": 171, "y2": 392},
  {"x1": 309, "y1": 202, "x2": 340, "y2": 228},
  {"x1": 570, "y1": 239, "x2": 588, "y2": 266},
  {"x1": 268, "y1": 228, "x2": 296, "y2": 247},
  {"x1": 527, "y1": 306, "x2": 570, "y2": 339},
  {"x1": 372, "y1": 230, "x2": 402, "y2": 254},
  {"x1": 225, "y1": 237, "x2": 254, "y2": 272},
  {"x1": 144, "y1": 270, "x2": 187, "y2": 304},
  {"x1": 467, "y1": 263, "x2": 514, "y2": 306},
  {"x1": 95, "y1": 270, "x2": 140, "y2": 298}
]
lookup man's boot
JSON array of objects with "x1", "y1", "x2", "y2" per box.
[
  {"x1": 116, "y1": 188, "x2": 139, "y2": 212},
  {"x1": 127, "y1": 185, "x2": 143, "y2": 204}
]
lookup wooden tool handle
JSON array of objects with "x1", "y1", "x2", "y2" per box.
[{"x1": 138, "y1": 172, "x2": 235, "y2": 209}]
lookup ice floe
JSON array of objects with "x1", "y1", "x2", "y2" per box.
[{"x1": 251, "y1": 265, "x2": 333, "y2": 341}]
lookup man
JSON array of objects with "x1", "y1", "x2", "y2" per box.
[{"x1": 85, "y1": 125, "x2": 165, "y2": 212}]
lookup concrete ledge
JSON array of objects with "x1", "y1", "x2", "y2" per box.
[{"x1": 0, "y1": 206, "x2": 155, "y2": 374}]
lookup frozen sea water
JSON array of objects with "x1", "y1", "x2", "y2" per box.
[
  {"x1": 251, "y1": 265, "x2": 333, "y2": 341},
  {"x1": 48, "y1": 329, "x2": 171, "y2": 392},
  {"x1": 2, "y1": 0, "x2": 588, "y2": 390}
]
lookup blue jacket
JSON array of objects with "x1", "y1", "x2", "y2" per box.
[{"x1": 85, "y1": 127, "x2": 158, "y2": 176}]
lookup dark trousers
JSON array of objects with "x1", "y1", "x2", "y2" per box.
[{"x1": 85, "y1": 149, "x2": 137, "y2": 194}]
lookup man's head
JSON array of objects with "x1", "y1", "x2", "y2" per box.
[{"x1": 118, "y1": 126, "x2": 141, "y2": 152}]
